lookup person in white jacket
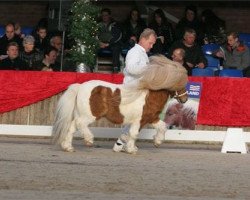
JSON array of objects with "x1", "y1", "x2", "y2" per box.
[{"x1": 113, "y1": 28, "x2": 157, "y2": 152}]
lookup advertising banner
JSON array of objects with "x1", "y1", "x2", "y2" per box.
[{"x1": 160, "y1": 81, "x2": 202, "y2": 130}]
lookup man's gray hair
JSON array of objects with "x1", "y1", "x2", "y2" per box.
[
  {"x1": 23, "y1": 35, "x2": 35, "y2": 45},
  {"x1": 139, "y1": 28, "x2": 157, "y2": 40}
]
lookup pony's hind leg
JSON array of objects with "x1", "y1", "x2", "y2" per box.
[
  {"x1": 61, "y1": 121, "x2": 76, "y2": 152},
  {"x1": 152, "y1": 120, "x2": 166, "y2": 147},
  {"x1": 76, "y1": 118, "x2": 95, "y2": 147}
]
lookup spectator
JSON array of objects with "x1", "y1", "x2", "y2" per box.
[
  {"x1": 0, "y1": 22, "x2": 23, "y2": 59},
  {"x1": 169, "y1": 28, "x2": 207, "y2": 70},
  {"x1": 50, "y1": 35, "x2": 74, "y2": 71},
  {"x1": 34, "y1": 25, "x2": 49, "y2": 52},
  {"x1": 215, "y1": 31, "x2": 250, "y2": 73},
  {"x1": 171, "y1": 48, "x2": 191, "y2": 75},
  {"x1": 34, "y1": 46, "x2": 60, "y2": 71},
  {"x1": 14, "y1": 23, "x2": 25, "y2": 39},
  {"x1": 175, "y1": 5, "x2": 201, "y2": 43},
  {"x1": 97, "y1": 8, "x2": 122, "y2": 73},
  {"x1": 19, "y1": 35, "x2": 43, "y2": 70},
  {"x1": 0, "y1": 42, "x2": 28, "y2": 70},
  {"x1": 121, "y1": 8, "x2": 146, "y2": 49},
  {"x1": 200, "y1": 9, "x2": 226, "y2": 45},
  {"x1": 148, "y1": 8, "x2": 175, "y2": 54}
]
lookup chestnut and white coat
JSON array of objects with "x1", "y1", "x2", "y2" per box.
[{"x1": 52, "y1": 55, "x2": 188, "y2": 154}]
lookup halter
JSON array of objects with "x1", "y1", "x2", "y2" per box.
[{"x1": 174, "y1": 90, "x2": 188, "y2": 103}]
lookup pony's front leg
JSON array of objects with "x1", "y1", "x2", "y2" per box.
[
  {"x1": 125, "y1": 123, "x2": 140, "y2": 154},
  {"x1": 152, "y1": 120, "x2": 166, "y2": 147}
]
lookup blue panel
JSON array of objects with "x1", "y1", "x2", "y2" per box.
[
  {"x1": 202, "y1": 44, "x2": 220, "y2": 55},
  {"x1": 192, "y1": 68, "x2": 215, "y2": 77},
  {"x1": 219, "y1": 69, "x2": 243, "y2": 77}
]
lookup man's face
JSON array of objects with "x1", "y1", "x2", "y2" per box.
[
  {"x1": 227, "y1": 35, "x2": 238, "y2": 47},
  {"x1": 52, "y1": 37, "x2": 62, "y2": 51},
  {"x1": 184, "y1": 33, "x2": 196, "y2": 46},
  {"x1": 141, "y1": 34, "x2": 156, "y2": 52},
  {"x1": 186, "y1": 9, "x2": 195, "y2": 22},
  {"x1": 131, "y1": 10, "x2": 139, "y2": 22},
  {"x1": 101, "y1": 11, "x2": 111, "y2": 24},
  {"x1": 7, "y1": 45, "x2": 18, "y2": 59},
  {"x1": 172, "y1": 49, "x2": 183, "y2": 62},
  {"x1": 47, "y1": 50, "x2": 57, "y2": 64},
  {"x1": 6, "y1": 25, "x2": 15, "y2": 40},
  {"x1": 37, "y1": 29, "x2": 47, "y2": 39}
]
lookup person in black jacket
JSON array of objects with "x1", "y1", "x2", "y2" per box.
[
  {"x1": 121, "y1": 8, "x2": 146, "y2": 49},
  {"x1": 0, "y1": 23, "x2": 23, "y2": 58},
  {"x1": 0, "y1": 42, "x2": 28, "y2": 70},
  {"x1": 97, "y1": 8, "x2": 123, "y2": 73},
  {"x1": 175, "y1": 5, "x2": 202, "y2": 44},
  {"x1": 169, "y1": 28, "x2": 207, "y2": 71},
  {"x1": 148, "y1": 8, "x2": 175, "y2": 55}
]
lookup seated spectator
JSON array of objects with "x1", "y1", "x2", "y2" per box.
[
  {"x1": 0, "y1": 22, "x2": 23, "y2": 59},
  {"x1": 169, "y1": 28, "x2": 207, "y2": 71},
  {"x1": 97, "y1": 8, "x2": 122, "y2": 73},
  {"x1": 200, "y1": 9, "x2": 226, "y2": 45},
  {"x1": 171, "y1": 48, "x2": 191, "y2": 75},
  {"x1": 121, "y1": 8, "x2": 146, "y2": 49},
  {"x1": 19, "y1": 35, "x2": 43, "y2": 70},
  {"x1": 148, "y1": 8, "x2": 175, "y2": 55},
  {"x1": 214, "y1": 31, "x2": 250, "y2": 74},
  {"x1": 175, "y1": 5, "x2": 201, "y2": 43},
  {"x1": 14, "y1": 23, "x2": 25, "y2": 39},
  {"x1": 50, "y1": 35, "x2": 62, "y2": 63},
  {"x1": 34, "y1": 25, "x2": 49, "y2": 52},
  {"x1": 33, "y1": 46, "x2": 60, "y2": 71},
  {"x1": 50, "y1": 35, "x2": 75, "y2": 71},
  {"x1": 0, "y1": 42, "x2": 28, "y2": 70}
]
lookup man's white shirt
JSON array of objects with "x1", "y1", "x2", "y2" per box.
[{"x1": 123, "y1": 44, "x2": 149, "y2": 85}]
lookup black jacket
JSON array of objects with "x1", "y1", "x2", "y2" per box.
[{"x1": 0, "y1": 57, "x2": 29, "y2": 70}]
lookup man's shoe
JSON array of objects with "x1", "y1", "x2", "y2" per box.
[{"x1": 113, "y1": 138, "x2": 125, "y2": 152}]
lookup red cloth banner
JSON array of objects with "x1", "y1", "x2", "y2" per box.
[{"x1": 1, "y1": 71, "x2": 250, "y2": 126}]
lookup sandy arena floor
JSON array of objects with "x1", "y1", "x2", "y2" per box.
[{"x1": 0, "y1": 136, "x2": 249, "y2": 200}]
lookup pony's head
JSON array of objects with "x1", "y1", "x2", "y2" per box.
[
  {"x1": 138, "y1": 55, "x2": 188, "y2": 103},
  {"x1": 170, "y1": 88, "x2": 188, "y2": 104}
]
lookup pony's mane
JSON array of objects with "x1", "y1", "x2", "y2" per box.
[{"x1": 137, "y1": 55, "x2": 188, "y2": 91}]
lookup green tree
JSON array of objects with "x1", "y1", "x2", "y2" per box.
[{"x1": 69, "y1": 0, "x2": 100, "y2": 70}]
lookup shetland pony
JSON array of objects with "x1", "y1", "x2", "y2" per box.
[
  {"x1": 164, "y1": 99, "x2": 198, "y2": 130},
  {"x1": 52, "y1": 55, "x2": 188, "y2": 154}
]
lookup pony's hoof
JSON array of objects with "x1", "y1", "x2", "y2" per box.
[
  {"x1": 84, "y1": 141, "x2": 94, "y2": 147},
  {"x1": 154, "y1": 143, "x2": 161, "y2": 148},
  {"x1": 125, "y1": 146, "x2": 138, "y2": 154},
  {"x1": 153, "y1": 136, "x2": 163, "y2": 148},
  {"x1": 63, "y1": 147, "x2": 75, "y2": 152}
]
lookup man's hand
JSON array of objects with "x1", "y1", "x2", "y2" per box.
[{"x1": 100, "y1": 42, "x2": 109, "y2": 48}]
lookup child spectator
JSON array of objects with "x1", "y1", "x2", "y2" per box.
[{"x1": 34, "y1": 26, "x2": 49, "y2": 52}]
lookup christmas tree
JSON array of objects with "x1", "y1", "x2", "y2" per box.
[{"x1": 69, "y1": 0, "x2": 100, "y2": 71}]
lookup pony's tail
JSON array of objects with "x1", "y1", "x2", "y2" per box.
[{"x1": 52, "y1": 83, "x2": 80, "y2": 145}]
